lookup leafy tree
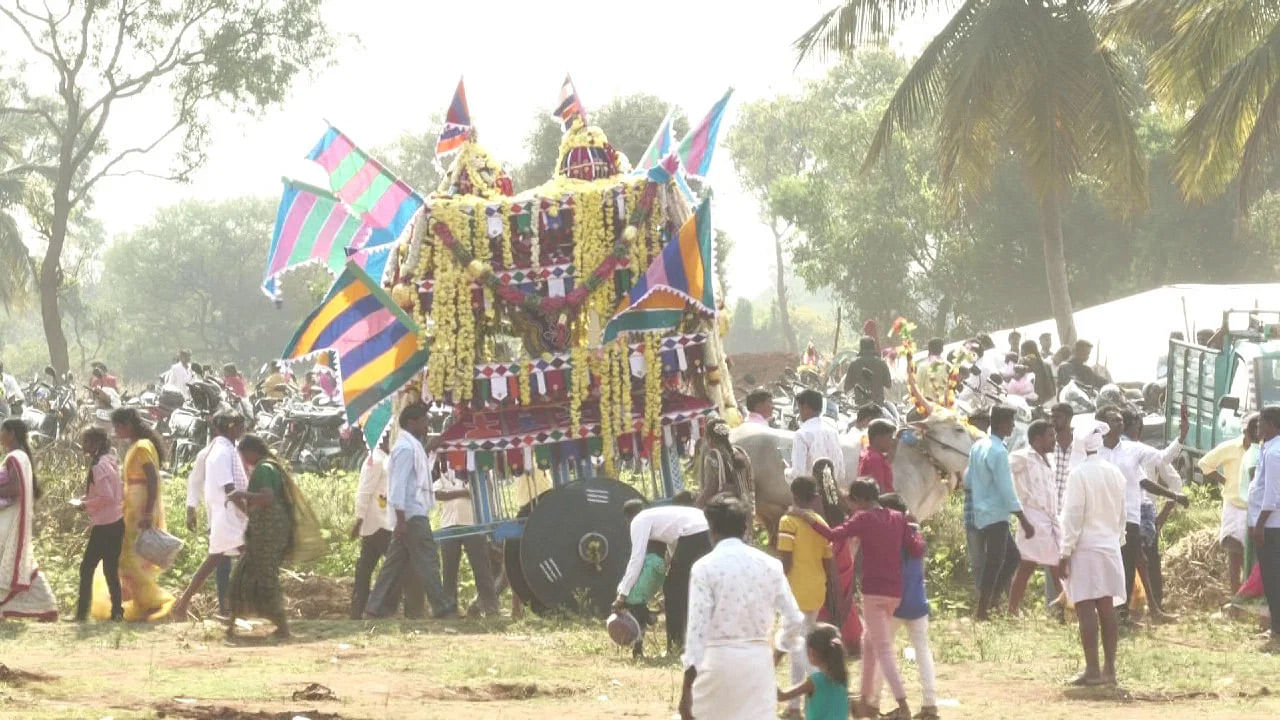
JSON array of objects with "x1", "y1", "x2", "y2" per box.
[
  {"x1": 1108, "y1": 1, "x2": 1280, "y2": 211},
  {"x1": 795, "y1": 0, "x2": 1148, "y2": 346},
  {"x1": 513, "y1": 93, "x2": 688, "y2": 189},
  {"x1": 102, "y1": 197, "x2": 326, "y2": 380},
  {"x1": 375, "y1": 121, "x2": 444, "y2": 195},
  {"x1": 0, "y1": 0, "x2": 334, "y2": 373}
]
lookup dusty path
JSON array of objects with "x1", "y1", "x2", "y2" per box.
[{"x1": 1, "y1": 616, "x2": 1277, "y2": 719}]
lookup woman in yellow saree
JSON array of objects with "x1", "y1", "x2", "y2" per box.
[{"x1": 93, "y1": 408, "x2": 174, "y2": 621}]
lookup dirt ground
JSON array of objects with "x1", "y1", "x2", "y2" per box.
[{"x1": 1, "y1": 615, "x2": 1279, "y2": 719}]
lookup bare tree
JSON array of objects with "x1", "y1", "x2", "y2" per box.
[{"x1": 0, "y1": 0, "x2": 334, "y2": 372}]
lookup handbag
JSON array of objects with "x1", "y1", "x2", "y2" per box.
[
  {"x1": 135, "y1": 527, "x2": 183, "y2": 570},
  {"x1": 278, "y1": 468, "x2": 326, "y2": 566}
]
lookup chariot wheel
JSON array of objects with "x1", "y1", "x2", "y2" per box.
[{"x1": 515, "y1": 479, "x2": 644, "y2": 618}]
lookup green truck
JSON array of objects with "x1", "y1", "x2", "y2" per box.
[{"x1": 1164, "y1": 310, "x2": 1280, "y2": 462}]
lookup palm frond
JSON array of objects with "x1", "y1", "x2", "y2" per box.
[
  {"x1": 863, "y1": 0, "x2": 985, "y2": 169},
  {"x1": 1147, "y1": 0, "x2": 1279, "y2": 107},
  {"x1": 793, "y1": 0, "x2": 956, "y2": 63},
  {"x1": 1172, "y1": 23, "x2": 1280, "y2": 204},
  {"x1": 0, "y1": 212, "x2": 32, "y2": 311}
]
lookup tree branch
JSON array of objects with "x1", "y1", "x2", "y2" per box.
[
  {"x1": 0, "y1": 105, "x2": 59, "y2": 133},
  {"x1": 71, "y1": 99, "x2": 191, "y2": 205},
  {"x1": 0, "y1": 4, "x2": 60, "y2": 66}
]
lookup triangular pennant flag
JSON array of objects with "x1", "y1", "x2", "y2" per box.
[
  {"x1": 553, "y1": 74, "x2": 587, "y2": 130},
  {"x1": 436, "y1": 77, "x2": 473, "y2": 158},
  {"x1": 634, "y1": 108, "x2": 675, "y2": 172},
  {"x1": 604, "y1": 198, "x2": 715, "y2": 342},
  {"x1": 676, "y1": 88, "x2": 734, "y2": 179},
  {"x1": 282, "y1": 261, "x2": 428, "y2": 425}
]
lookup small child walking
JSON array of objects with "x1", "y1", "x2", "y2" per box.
[
  {"x1": 76, "y1": 428, "x2": 124, "y2": 621},
  {"x1": 777, "y1": 623, "x2": 850, "y2": 720},
  {"x1": 872, "y1": 493, "x2": 939, "y2": 719},
  {"x1": 624, "y1": 539, "x2": 667, "y2": 658}
]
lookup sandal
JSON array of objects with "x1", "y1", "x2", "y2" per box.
[
  {"x1": 914, "y1": 708, "x2": 940, "y2": 720},
  {"x1": 879, "y1": 709, "x2": 910, "y2": 720},
  {"x1": 1069, "y1": 673, "x2": 1106, "y2": 687}
]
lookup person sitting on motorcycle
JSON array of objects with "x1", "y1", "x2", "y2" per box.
[
  {"x1": 0, "y1": 363, "x2": 22, "y2": 416},
  {"x1": 222, "y1": 364, "x2": 247, "y2": 399},
  {"x1": 1056, "y1": 340, "x2": 1107, "y2": 391},
  {"x1": 843, "y1": 336, "x2": 892, "y2": 404},
  {"x1": 164, "y1": 350, "x2": 195, "y2": 397},
  {"x1": 1006, "y1": 365, "x2": 1037, "y2": 401}
]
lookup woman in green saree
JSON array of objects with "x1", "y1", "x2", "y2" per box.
[{"x1": 228, "y1": 434, "x2": 293, "y2": 640}]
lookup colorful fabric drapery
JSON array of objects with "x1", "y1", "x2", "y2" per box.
[
  {"x1": 436, "y1": 77, "x2": 472, "y2": 157},
  {"x1": 282, "y1": 261, "x2": 428, "y2": 423},
  {"x1": 553, "y1": 74, "x2": 586, "y2": 130},
  {"x1": 676, "y1": 88, "x2": 734, "y2": 179},
  {"x1": 604, "y1": 198, "x2": 715, "y2": 342},
  {"x1": 307, "y1": 125, "x2": 423, "y2": 243},
  {"x1": 263, "y1": 179, "x2": 397, "y2": 300}
]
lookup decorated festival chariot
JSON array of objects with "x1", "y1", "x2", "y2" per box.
[{"x1": 265, "y1": 78, "x2": 738, "y2": 615}]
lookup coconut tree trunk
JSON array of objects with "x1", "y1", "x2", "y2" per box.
[
  {"x1": 772, "y1": 225, "x2": 797, "y2": 354},
  {"x1": 1039, "y1": 190, "x2": 1077, "y2": 347},
  {"x1": 40, "y1": 185, "x2": 71, "y2": 375}
]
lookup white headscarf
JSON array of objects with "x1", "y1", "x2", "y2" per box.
[{"x1": 1079, "y1": 422, "x2": 1109, "y2": 453}]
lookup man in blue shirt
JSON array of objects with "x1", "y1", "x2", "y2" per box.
[
  {"x1": 966, "y1": 406, "x2": 1036, "y2": 621},
  {"x1": 1248, "y1": 406, "x2": 1280, "y2": 648},
  {"x1": 364, "y1": 403, "x2": 454, "y2": 619}
]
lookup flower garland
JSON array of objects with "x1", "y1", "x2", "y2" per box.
[
  {"x1": 569, "y1": 346, "x2": 590, "y2": 432},
  {"x1": 643, "y1": 334, "x2": 661, "y2": 441},
  {"x1": 517, "y1": 359, "x2": 532, "y2": 406}
]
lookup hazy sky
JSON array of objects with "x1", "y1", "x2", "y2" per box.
[{"x1": 14, "y1": 0, "x2": 946, "y2": 301}]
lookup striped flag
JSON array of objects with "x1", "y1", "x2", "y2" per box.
[
  {"x1": 436, "y1": 77, "x2": 473, "y2": 157},
  {"x1": 604, "y1": 198, "x2": 715, "y2": 342},
  {"x1": 634, "y1": 109, "x2": 675, "y2": 172},
  {"x1": 263, "y1": 179, "x2": 398, "y2": 301},
  {"x1": 307, "y1": 125, "x2": 424, "y2": 242},
  {"x1": 282, "y1": 261, "x2": 428, "y2": 423},
  {"x1": 676, "y1": 88, "x2": 734, "y2": 179},
  {"x1": 553, "y1": 74, "x2": 587, "y2": 130}
]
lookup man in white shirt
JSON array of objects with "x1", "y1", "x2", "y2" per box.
[
  {"x1": 1058, "y1": 423, "x2": 1127, "y2": 686},
  {"x1": 0, "y1": 362, "x2": 24, "y2": 412},
  {"x1": 165, "y1": 349, "x2": 195, "y2": 396},
  {"x1": 613, "y1": 498, "x2": 711, "y2": 652},
  {"x1": 173, "y1": 412, "x2": 248, "y2": 619},
  {"x1": 365, "y1": 403, "x2": 453, "y2": 619},
  {"x1": 680, "y1": 493, "x2": 804, "y2": 720},
  {"x1": 743, "y1": 388, "x2": 773, "y2": 426},
  {"x1": 790, "y1": 389, "x2": 845, "y2": 483},
  {"x1": 1123, "y1": 408, "x2": 1188, "y2": 620},
  {"x1": 350, "y1": 437, "x2": 393, "y2": 619},
  {"x1": 1247, "y1": 406, "x2": 1280, "y2": 647},
  {"x1": 434, "y1": 462, "x2": 499, "y2": 616},
  {"x1": 1096, "y1": 406, "x2": 1186, "y2": 618},
  {"x1": 1009, "y1": 420, "x2": 1061, "y2": 614}
]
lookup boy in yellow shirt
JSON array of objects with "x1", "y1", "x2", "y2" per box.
[{"x1": 778, "y1": 476, "x2": 840, "y2": 718}]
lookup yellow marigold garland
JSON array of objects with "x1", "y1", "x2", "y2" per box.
[
  {"x1": 643, "y1": 334, "x2": 661, "y2": 441},
  {"x1": 517, "y1": 359, "x2": 532, "y2": 406},
  {"x1": 569, "y1": 346, "x2": 589, "y2": 432}
]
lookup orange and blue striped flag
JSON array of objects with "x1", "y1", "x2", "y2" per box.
[
  {"x1": 604, "y1": 198, "x2": 715, "y2": 342},
  {"x1": 282, "y1": 261, "x2": 427, "y2": 423},
  {"x1": 553, "y1": 74, "x2": 587, "y2": 130},
  {"x1": 436, "y1": 77, "x2": 473, "y2": 157}
]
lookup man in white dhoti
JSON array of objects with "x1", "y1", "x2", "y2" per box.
[
  {"x1": 1008, "y1": 420, "x2": 1061, "y2": 613},
  {"x1": 172, "y1": 412, "x2": 249, "y2": 620},
  {"x1": 1058, "y1": 423, "x2": 1127, "y2": 686},
  {"x1": 680, "y1": 493, "x2": 804, "y2": 720}
]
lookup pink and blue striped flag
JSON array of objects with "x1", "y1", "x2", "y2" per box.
[
  {"x1": 263, "y1": 179, "x2": 397, "y2": 301},
  {"x1": 307, "y1": 125, "x2": 423, "y2": 242},
  {"x1": 553, "y1": 74, "x2": 587, "y2": 130},
  {"x1": 436, "y1": 78, "x2": 473, "y2": 157},
  {"x1": 634, "y1": 109, "x2": 675, "y2": 172},
  {"x1": 676, "y1": 88, "x2": 734, "y2": 179},
  {"x1": 604, "y1": 198, "x2": 715, "y2": 342}
]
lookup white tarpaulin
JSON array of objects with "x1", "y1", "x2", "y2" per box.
[{"x1": 965, "y1": 283, "x2": 1280, "y2": 384}]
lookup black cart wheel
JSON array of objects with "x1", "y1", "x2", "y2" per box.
[{"x1": 518, "y1": 479, "x2": 644, "y2": 618}]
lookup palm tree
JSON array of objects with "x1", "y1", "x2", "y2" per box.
[
  {"x1": 1108, "y1": 0, "x2": 1280, "y2": 212},
  {"x1": 796, "y1": 0, "x2": 1148, "y2": 345}
]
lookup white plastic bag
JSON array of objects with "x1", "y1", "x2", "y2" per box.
[{"x1": 135, "y1": 527, "x2": 183, "y2": 570}]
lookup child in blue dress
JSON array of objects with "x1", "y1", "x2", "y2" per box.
[{"x1": 777, "y1": 623, "x2": 850, "y2": 720}]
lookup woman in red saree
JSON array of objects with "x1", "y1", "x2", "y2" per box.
[{"x1": 814, "y1": 458, "x2": 861, "y2": 653}]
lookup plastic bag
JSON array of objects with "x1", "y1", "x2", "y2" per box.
[
  {"x1": 135, "y1": 527, "x2": 183, "y2": 570},
  {"x1": 282, "y1": 472, "x2": 326, "y2": 566}
]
